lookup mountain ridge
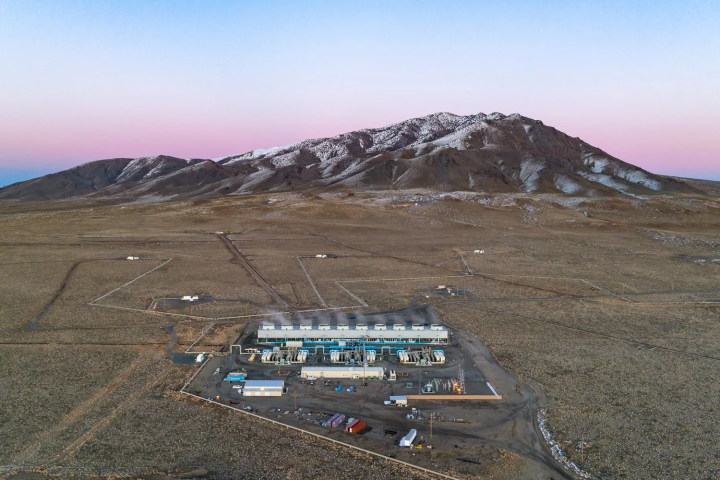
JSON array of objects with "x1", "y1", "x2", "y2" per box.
[{"x1": 0, "y1": 112, "x2": 700, "y2": 201}]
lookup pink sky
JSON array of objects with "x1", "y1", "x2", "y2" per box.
[{"x1": 1, "y1": 1, "x2": 718, "y2": 183}]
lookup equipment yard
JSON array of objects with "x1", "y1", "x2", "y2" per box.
[{"x1": 1, "y1": 188, "x2": 719, "y2": 479}]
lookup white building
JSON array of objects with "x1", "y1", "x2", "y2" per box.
[
  {"x1": 400, "y1": 429, "x2": 417, "y2": 447},
  {"x1": 301, "y1": 366, "x2": 384, "y2": 380},
  {"x1": 242, "y1": 380, "x2": 285, "y2": 397}
]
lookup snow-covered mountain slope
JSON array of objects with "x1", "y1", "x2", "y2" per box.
[{"x1": 0, "y1": 113, "x2": 700, "y2": 201}]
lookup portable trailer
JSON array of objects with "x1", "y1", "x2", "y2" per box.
[
  {"x1": 345, "y1": 419, "x2": 360, "y2": 432},
  {"x1": 348, "y1": 420, "x2": 366, "y2": 433},
  {"x1": 328, "y1": 413, "x2": 345, "y2": 427},
  {"x1": 400, "y1": 429, "x2": 417, "y2": 447}
]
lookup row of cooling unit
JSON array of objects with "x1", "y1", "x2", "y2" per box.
[
  {"x1": 260, "y1": 350, "x2": 309, "y2": 364},
  {"x1": 261, "y1": 323, "x2": 445, "y2": 331},
  {"x1": 397, "y1": 349, "x2": 446, "y2": 365},
  {"x1": 329, "y1": 349, "x2": 376, "y2": 364}
]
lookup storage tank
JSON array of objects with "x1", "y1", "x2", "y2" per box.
[
  {"x1": 393, "y1": 324, "x2": 406, "y2": 330},
  {"x1": 337, "y1": 324, "x2": 349, "y2": 330}
]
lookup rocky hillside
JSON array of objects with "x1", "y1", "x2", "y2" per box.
[{"x1": 0, "y1": 112, "x2": 699, "y2": 201}]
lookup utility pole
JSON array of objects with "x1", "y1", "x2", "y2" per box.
[
  {"x1": 294, "y1": 389, "x2": 297, "y2": 411},
  {"x1": 430, "y1": 412, "x2": 433, "y2": 439}
]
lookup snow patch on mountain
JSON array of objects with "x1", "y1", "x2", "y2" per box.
[
  {"x1": 554, "y1": 174, "x2": 584, "y2": 194},
  {"x1": 617, "y1": 169, "x2": 662, "y2": 190},
  {"x1": 519, "y1": 158, "x2": 546, "y2": 192}
]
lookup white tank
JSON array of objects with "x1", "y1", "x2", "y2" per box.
[{"x1": 393, "y1": 324, "x2": 405, "y2": 330}]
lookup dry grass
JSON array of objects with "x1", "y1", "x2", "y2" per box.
[
  {"x1": 437, "y1": 302, "x2": 720, "y2": 479},
  {"x1": 1, "y1": 189, "x2": 719, "y2": 478}
]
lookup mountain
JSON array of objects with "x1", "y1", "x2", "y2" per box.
[{"x1": 0, "y1": 112, "x2": 699, "y2": 201}]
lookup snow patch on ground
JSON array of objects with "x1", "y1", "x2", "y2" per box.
[{"x1": 537, "y1": 410, "x2": 593, "y2": 479}]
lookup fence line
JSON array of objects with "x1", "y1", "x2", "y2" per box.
[{"x1": 178, "y1": 391, "x2": 458, "y2": 480}]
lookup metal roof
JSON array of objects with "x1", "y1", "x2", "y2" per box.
[
  {"x1": 243, "y1": 380, "x2": 285, "y2": 388},
  {"x1": 257, "y1": 327, "x2": 447, "y2": 340}
]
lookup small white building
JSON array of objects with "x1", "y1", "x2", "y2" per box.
[
  {"x1": 242, "y1": 380, "x2": 285, "y2": 397},
  {"x1": 301, "y1": 366, "x2": 384, "y2": 380}
]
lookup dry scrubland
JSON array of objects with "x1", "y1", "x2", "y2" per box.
[
  {"x1": 437, "y1": 302, "x2": 720, "y2": 479},
  {"x1": 0, "y1": 189, "x2": 719, "y2": 479}
]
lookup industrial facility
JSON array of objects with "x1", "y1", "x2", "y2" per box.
[{"x1": 186, "y1": 306, "x2": 503, "y2": 463}]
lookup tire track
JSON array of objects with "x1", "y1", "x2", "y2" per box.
[
  {"x1": 11, "y1": 353, "x2": 152, "y2": 465},
  {"x1": 23, "y1": 261, "x2": 82, "y2": 332}
]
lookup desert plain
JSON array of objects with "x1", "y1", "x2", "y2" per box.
[{"x1": 1, "y1": 185, "x2": 719, "y2": 479}]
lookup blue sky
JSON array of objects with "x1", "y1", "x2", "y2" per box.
[{"x1": 1, "y1": 0, "x2": 719, "y2": 187}]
